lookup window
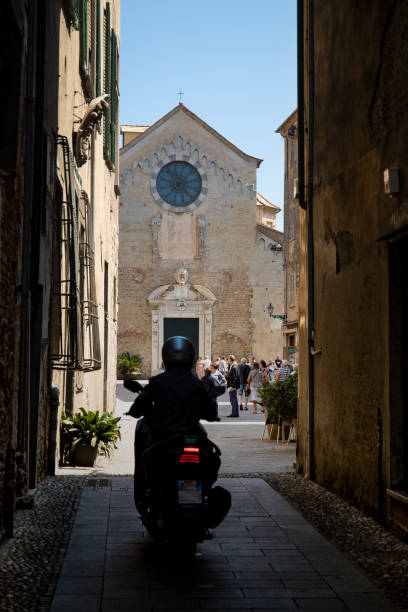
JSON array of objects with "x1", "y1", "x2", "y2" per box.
[
  {"x1": 289, "y1": 138, "x2": 295, "y2": 168},
  {"x1": 289, "y1": 207, "x2": 295, "y2": 241},
  {"x1": 289, "y1": 273, "x2": 295, "y2": 308},
  {"x1": 389, "y1": 235, "x2": 408, "y2": 490},
  {"x1": 76, "y1": 0, "x2": 95, "y2": 97},
  {"x1": 103, "y1": 3, "x2": 119, "y2": 168}
]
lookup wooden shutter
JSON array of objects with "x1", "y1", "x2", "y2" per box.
[
  {"x1": 103, "y1": 3, "x2": 111, "y2": 159},
  {"x1": 110, "y1": 30, "x2": 118, "y2": 167},
  {"x1": 96, "y1": 0, "x2": 101, "y2": 96},
  {"x1": 79, "y1": 0, "x2": 88, "y2": 75},
  {"x1": 73, "y1": 0, "x2": 81, "y2": 29}
]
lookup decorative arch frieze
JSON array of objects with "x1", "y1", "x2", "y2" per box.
[{"x1": 119, "y1": 134, "x2": 256, "y2": 201}]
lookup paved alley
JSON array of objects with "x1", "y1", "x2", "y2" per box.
[
  {"x1": 50, "y1": 383, "x2": 398, "y2": 612},
  {"x1": 50, "y1": 476, "x2": 397, "y2": 612}
]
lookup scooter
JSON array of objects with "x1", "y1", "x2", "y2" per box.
[{"x1": 124, "y1": 379, "x2": 231, "y2": 556}]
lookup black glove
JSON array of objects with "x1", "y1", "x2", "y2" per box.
[{"x1": 123, "y1": 379, "x2": 144, "y2": 394}]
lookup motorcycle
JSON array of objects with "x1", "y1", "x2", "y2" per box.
[{"x1": 124, "y1": 379, "x2": 231, "y2": 557}]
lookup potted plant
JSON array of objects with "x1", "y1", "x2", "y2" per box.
[
  {"x1": 61, "y1": 408, "x2": 121, "y2": 467},
  {"x1": 117, "y1": 351, "x2": 143, "y2": 379},
  {"x1": 258, "y1": 373, "x2": 298, "y2": 439}
]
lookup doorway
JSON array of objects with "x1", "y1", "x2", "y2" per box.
[{"x1": 163, "y1": 318, "x2": 199, "y2": 364}]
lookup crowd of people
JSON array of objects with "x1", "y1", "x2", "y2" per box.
[{"x1": 195, "y1": 355, "x2": 298, "y2": 418}]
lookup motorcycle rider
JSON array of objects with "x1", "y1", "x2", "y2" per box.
[{"x1": 126, "y1": 336, "x2": 230, "y2": 525}]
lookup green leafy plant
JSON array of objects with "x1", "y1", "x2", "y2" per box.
[
  {"x1": 258, "y1": 372, "x2": 298, "y2": 424},
  {"x1": 117, "y1": 352, "x2": 143, "y2": 376},
  {"x1": 61, "y1": 408, "x2": 121, "y2": 463}
]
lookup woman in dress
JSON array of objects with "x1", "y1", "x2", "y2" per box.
[{"x1": 247, "y1": 361, "x2": 264, "y2": 414}]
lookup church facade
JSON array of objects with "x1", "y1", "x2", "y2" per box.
[{"x1": 118, "y1": 104, "x2": 283, "y2": 376}]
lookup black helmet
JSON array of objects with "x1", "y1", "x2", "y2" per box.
[{"x1": 162, "y1": 336, "x2": 195, "y2": 370}]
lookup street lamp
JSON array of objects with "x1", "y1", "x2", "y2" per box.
[{"x1": 267, "y1": 303, "x2": 274, "y2": 317}]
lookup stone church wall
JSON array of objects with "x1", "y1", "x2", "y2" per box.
[{"x1": 118, "y1": 107, "x2": 283, "y2": 375}]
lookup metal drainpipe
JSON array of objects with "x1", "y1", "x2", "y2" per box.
[
  {"x1": 306, "y1": 0, "x2": 316, "y2": 481},
  {"x1": 297, "y1": 0, "x2": 316, "y2": 480},
  {"x1": 297, "y1": 0, "x2": 306, "y2": 212},
  {"x1": 17, "y1": 0, "x2": 37, "y2": 459}
]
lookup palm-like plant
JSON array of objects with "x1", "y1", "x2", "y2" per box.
[
  {"x1": 117, "y1": 352, "x2": 143, "y2": 376},
  {"x1": 258, "y1": 372, "x2": 298, "y2": 424},
  {"x1": 61, "y1": 408, "x2": 121, "y2": 463}
]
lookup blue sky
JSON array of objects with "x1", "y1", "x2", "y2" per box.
[{"x1": 119, "y1": 0, "x2": 297, "y2": 230}]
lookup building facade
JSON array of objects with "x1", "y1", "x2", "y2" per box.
[
  {"x1": 276, "y1": 110, "x2": 299, "y2": 363},
  {"x1": 297, "y1": 0, "x2": 408, "y2": 535},
  {"x1": 52, "y1": 0, "x2": 120, "y2": 426},
  {"x1": 0, "y1": 0, "x2": 120, "y2": 543},
  {"x1": 118, "y1": 104, "x2": 284, "y2": 375}
]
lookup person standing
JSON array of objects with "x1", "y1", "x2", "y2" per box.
[
  {"x1": 276, "y1": 359, "x2": 292, "y2": 382},
  {"x1": 238, "y1": 357, "x2": 251, "y2": 411},
  {"x1": 274, "y1": 355, "x2": 282, "y2": 370},
  {"x1": 196, "y1": 356, "x2": 205, "y2": 380},
  {"x1": 201, "y1": 367, "x2": 222, "y2": 421},
  {"x1": 226, "y1": 355, "x2": 240, "y2": 418},
  {"x1": 218, "y1": 356, "x2": 227, "y2": 376},
  {"x1": 203, "y1": 355, "x2": 211, "y2": 370},
  {"x1": 248, "y1": 361, "x2": 264, "y2": 414}
]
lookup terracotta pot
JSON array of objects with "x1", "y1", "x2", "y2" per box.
[
  {"x1": 71, "y1": 444, "x2": 99, "y2": 467},
  {"x1": 125, "y1": 372, "x2": 139, "y2": 380}
]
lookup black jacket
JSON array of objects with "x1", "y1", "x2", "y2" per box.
[
  {"x1": 226, "y1": 363, "x2": 240, "y2": 389},
  {"x1": 127, "y1": 367, "x2": 218, "y2": 434},
  {"x1": 238, "y1": 363, "x2": 251, "y2": 385}
]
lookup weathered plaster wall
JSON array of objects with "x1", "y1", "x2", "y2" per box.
[
  {"x1": 298, "y1": 0, "x2": 408, "y2": 528},
  {"x1": 54, "y1": 1, "x2": 120, "y2": 419}
]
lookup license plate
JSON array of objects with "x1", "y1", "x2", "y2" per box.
[{"x1": 177, "y1": 480, "x2": 202, "y2": 504}]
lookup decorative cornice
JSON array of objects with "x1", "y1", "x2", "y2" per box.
[
  {"x1": 120, "y1": 134, "x2": 256, "y2": 200},
  {"x1": 120, "y1": 103, "x2": 263, "y2": 167}
]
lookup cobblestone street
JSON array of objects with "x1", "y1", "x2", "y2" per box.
[{"x1": 49, "y1": 384, "x2": 399, "y2": 611}]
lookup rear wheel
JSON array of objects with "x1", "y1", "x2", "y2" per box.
[{"x1": 175, "y1": 539, "x2": 197, "y2": 559}]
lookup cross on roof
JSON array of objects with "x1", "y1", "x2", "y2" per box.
[{"x1": 178, "y1": 90, "x2": 184, "y2": 103}]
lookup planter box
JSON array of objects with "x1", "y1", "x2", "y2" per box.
[{"x1": 71, "y1": 444, "x2": 99, "y2": 467}]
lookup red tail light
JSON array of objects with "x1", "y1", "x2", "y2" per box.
[{"x1": 179, "y1": 446, "x2": 200, "y2": 463}]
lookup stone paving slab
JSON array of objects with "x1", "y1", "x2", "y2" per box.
[{"x1": 50, "y1": 478, "x2": 398, "y2": 612}]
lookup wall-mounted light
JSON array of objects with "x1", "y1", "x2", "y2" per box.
[{"x1": 267, "y1": 303, "x2": 274, "y2": 317}]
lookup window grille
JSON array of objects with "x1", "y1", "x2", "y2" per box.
[
  {"x1": 52, "y1": 136, "x2": 84, "y2": 370},
  {"x1": 78, "y1": 191, "x2": 101, "y2": 370}
]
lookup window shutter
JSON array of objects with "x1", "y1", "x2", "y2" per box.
[
  {"x1": 79, "y1": 0, "x2": 89, "y2": 75},
  {"x1": 96, "y1": 0, "x2": 101, "y2": 96},
  {"x1": 73, "y1": 0, "x2": 81, "y2": 29},
  {"x1": 103, "y1": 3, "x2": 111, "y2": 159},
  {"x1": 110, "y1": 30, "x2": 118, "y2": 167}
]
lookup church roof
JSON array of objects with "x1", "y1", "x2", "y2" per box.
[
  {"x1": 275, "y1": 109, "x2": 298, "y2": 135},
  {"x1": 256, "y1": 223, "x2": 284, "y2": 246},
  {"x1": 256, "y1": 192, "x2": 281, "y2": 212},
  {"x1": 120, "y1": 103, "x2": 263, "y2": 167}
]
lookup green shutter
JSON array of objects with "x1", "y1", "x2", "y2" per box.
[
  {"x1": 79, "y1": 0, "x2": 88, "y2": 75},
  {"x1": 103, "y1": 3, "x2": 111, "y2": 160},
  {"x1": 73, "y1": 0, "x2": 80, "y2": 29},
  {"x1": 110, "y1": 30, "x2": 118, "y2": 167},
  {"x1": 96, "y1": 0, "x2": 101, "y2": 96}
]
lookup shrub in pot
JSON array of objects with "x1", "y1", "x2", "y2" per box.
[
  {"x1": 61, "y1": 408, "x2": 121, "y2": 467},
  {"x1": 117, "y1": 352, "x2": 143, "y2": 379},
  {"x1": 258, "y1": 372, "x2": 298, "y2": 426}
]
